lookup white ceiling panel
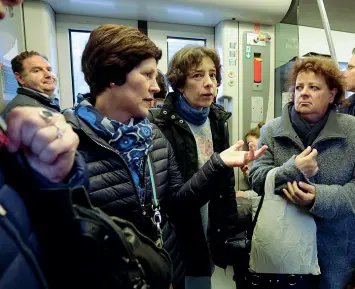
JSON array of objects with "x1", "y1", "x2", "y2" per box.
[{"x1": 34, "y1": 0, "x2": 292, "y2": 26}]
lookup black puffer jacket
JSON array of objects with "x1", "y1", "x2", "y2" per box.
[
  {"x1": 64, "y1": 109, "x2": 233, "y2": 287},
  {"x1": 150, "y1": 92, "x2": 240, "y2": 276}
]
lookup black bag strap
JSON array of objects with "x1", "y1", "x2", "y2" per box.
[{"x1": 247, "y1": 193, "x2": 265, "y2": 239}]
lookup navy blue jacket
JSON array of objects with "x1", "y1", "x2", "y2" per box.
[
  {"x1": 0, "y1": 170, "x2": 48, "y2": 289},
  {"x1": 0, "y1": 151, "x2": 88, "y2": 289}
]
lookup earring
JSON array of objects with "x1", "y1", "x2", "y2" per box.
[{"x1": 110, "y1": 82, "x2": 115, "y2": 88}]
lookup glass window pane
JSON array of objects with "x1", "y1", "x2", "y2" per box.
[
  {"x1": 167, "y1": 37, "x2": 206, "y2": 65},
  {"x1": 69, "y1": 30, "x2": 90, "y2": 104}
]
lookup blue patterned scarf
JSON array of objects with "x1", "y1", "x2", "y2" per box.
[
  {"x1": 75, "y1": 99, "x2": 153, "y2": 200},
  {"x1": 175, "y1": 93, "x2": 210, "y2": 126}
]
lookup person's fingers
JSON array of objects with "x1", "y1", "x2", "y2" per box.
[
  {"x1": 6, "y1": 108, "x2": 35, "y2": 151},
  {"x1": 304, "y1": 148, "x2": 318, "y2": 161},
  {"x1": 241, "y1": 165, "x2": 249, "y2": 171},
  {"x1": 299, "y1": 146, "x2": 312, "y2": 158},
  {"x1": 291, "y1": 181, "x2": 315, "y2": 206},
  {"x1": 28, "y1": 125, "x2": 59, "y2": 156},
  {"x1": 38, "y1": 124, "x2": 78, "y2": 164},
  {"x1": 6, "y1": 108, "x2": 66, "y2": 152},
  {"x1": 230, "y1": 140, "x2": 244, "y2": 151},
  {"x1": 25, "y1": 150, "x2": 76, "y2": 183},
  {"x1": 309, "y1": 148, "x2": 318, "y2": 158},
  {"x1": 253, "y1": 145, "x2": 268, "y2": 160},
  {"x1": 283, "y1": 188, "x2": 296, "y2": 204},
  {"x1": 291, "y1": 181, "x2": 308, "y2": 203},
  {"x1": 298, "y1": 181, "x2": 316, "y2": 193},
  {"x1": 287, "y1": 181, "x2": 303, "y2": 204},
  {"x1": 241, "y1": 151, "x2": 250, "y2": 167}
]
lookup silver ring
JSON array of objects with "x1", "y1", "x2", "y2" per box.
[
  {"x1": 53, "y1": 123, "x2": 64, "y2": 139},
  {"x1": 39, "y1": 110, "x2": 53, "y2": 123}
]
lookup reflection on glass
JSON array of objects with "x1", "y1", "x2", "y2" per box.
[
  {"x1": 69, "y1": 30, "x2": 90, "y2": 103},
  {"x1": 167, "y1": 37, "x2": 206, "y2": 66}
]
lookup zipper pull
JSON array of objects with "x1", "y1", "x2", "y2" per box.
[
  {"x1": 0, "y1": 204, "x2": 7, "y2": 216},
  {"x1": 153, "y1": 210, "x2": 163, "y2": 246},
  {"x1": 142, "y1": 204, "x2": 146, "y2": 216}
]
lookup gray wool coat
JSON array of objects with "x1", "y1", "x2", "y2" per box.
[{"x1": 249, "y1": 104, "x2": 355, "y2": 289}]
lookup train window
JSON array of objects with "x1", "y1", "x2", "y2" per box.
[
  {"x1": 167, "y1": 37, "x2": 206, "y2": 65},
  {"x1": 69, "y1": 29, "x2": 90, "y2": 103}
]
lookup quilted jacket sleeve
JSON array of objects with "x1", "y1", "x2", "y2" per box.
[
  {"x1": 0, "y1": 149, "x2": 89, "y2": 196},
  {"x1": 166, "y1": 140, "x2": 231, "y2": 213},
  {"x1": 31, "y1": 152, "x2": 89, "y2": 190}
]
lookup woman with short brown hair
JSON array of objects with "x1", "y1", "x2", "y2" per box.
[
  {"x1": 151, "y1": 45, "x2": 240, "y2": 288},
  {"x1": 65, "y1": 24, "x2": 267, "y2": 289}
]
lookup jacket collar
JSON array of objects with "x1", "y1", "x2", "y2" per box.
[
  {"x1": 158, "y1": 91, "x2": 231, "y2": 123},
  {"x1": 17, "y1": 87, "x2": 60, "y2": 112},
  {"x1": 64, "y1": 108, "x2": 114, "y2": 149},
  {"x1": 275, "y1": 103, "x2": 345, "y2": 145}
]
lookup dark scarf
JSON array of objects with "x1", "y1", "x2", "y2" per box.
[
  {"x1": 75, "y1": 98, "x2": 152, "y2": 200},
  {"x1": 289, "y1": 104, "x2": 331, "y2": 147},
  {"x1": 175, "y1": 93, "x2": 209, "y2": 125}
]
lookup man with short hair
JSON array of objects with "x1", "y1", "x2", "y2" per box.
[
  {"x1": 339, "y1": 49, "x2": 355, "y2": 115},
  {"x1": 1, "y1": 50, "x2": 59, "y2": 116}
]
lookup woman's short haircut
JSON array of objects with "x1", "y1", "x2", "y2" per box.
[
  {"x1": 166, "y1": 45, "x2": 222, "y2": 91},
  {"x1": 81, "y1": 24, "x2": 162, "y2": 98},
  {"x1": 286, "y1": 56, "x2": 346, "y2": 105}
]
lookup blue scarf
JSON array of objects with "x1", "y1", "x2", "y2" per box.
[
  {"x1": 75, "y1": 99, "x2": 152, "y2": 200},
  {"x1": 175, "y1": 93, "x2": 210, "y2": 126}
]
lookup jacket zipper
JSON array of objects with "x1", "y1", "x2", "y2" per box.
[
  {"x1": 0, "y1": 204, "x2": 48, "y2": 289},
  {"x1": 80, "y1": 131, "x2": 143, "y2": 215},
  {"x1": 219, "y1": 116, "x2": 231, "y2": 150}
]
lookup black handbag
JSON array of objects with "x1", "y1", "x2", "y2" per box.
[
  {"x1": 1, "y1": 149, "x2": 173, "y2": 289},
  {"x1": 31, "y1": 185, "x2": 173, "y2": 289},
  {"x1": 224, "y1": 194, "x2": 265, "y2": 267}
]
